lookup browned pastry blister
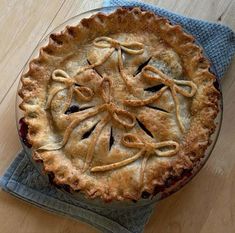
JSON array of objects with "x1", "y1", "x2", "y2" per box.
[{"x1": 19, "y1": 7, "x2": 220, "y2": 201}]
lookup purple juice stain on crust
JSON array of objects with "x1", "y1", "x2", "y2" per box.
[{"x1": 19, "y1": 118, "x2": 32, "y2": 148}]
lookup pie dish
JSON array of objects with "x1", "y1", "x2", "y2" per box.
[{"x1": 18, "y1": 7, "x2": 220, "y2": 202}]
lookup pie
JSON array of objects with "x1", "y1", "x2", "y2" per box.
[{"x1": 19, "y1": 7, "x2": 220, "y2": 201}]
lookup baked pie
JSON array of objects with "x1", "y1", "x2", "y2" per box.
[{"x1": 19, "y1": 7, "x2": 220, "y2": 201}]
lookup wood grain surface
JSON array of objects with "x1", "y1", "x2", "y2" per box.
[{"x1": 0, "y1": 0, "x2": 234, "y2": 232}]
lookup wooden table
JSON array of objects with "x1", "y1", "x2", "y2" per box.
[{"x1": 0, "y1": 0, "x2": 234, "y2": 232}]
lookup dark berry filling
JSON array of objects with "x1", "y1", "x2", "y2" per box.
[
  {"x1": 19, "y1": 118, "x2": 32, "y2": 148},
  {"x1": 141, "y1": 191, "x2": 151, "y2": 199},
  {"x1": 65, "y1": 105, "x2": 80, "y2": 114},
  {"x1": 144, "y1": 84, "x2": 165, "y2": 93},
  {"x1": 65, "y1": 105, "x2": 93, "y2": 115},
  {"x1": 109, "y1": 127, "x2": 114, "y2": 150},
  {"x1": 146, "y1": 105, "x2": 168, "y2": 113},
  {"x1": 136, "y1": 118, "x2": 153, "y2": 138},
  {"x1": 81, "y1": 122, "x2": 99, "y2": 139},
  {"x1": 134, "y1": 57, "x2": 151, "y2": 76}
]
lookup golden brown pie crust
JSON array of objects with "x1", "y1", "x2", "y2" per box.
[{"x1": 19, "y1": 7, "x2": 220, "y2": 201}]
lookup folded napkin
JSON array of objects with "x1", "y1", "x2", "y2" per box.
[{"x1": 1, "y1": 1, "x2": 235, "y2": 233}]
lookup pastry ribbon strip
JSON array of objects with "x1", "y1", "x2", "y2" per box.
[
  {"x1": 91, "y1": 133, "x2": 179, "y2": 187},
  {"x1": 124, "y1": 65, "x2": 197, "y2": 132}
]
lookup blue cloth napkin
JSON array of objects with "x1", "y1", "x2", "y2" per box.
[
  {"x1": 0, "y1": 150, "x2": 154, "y2": 233},
  {"x1": 1, "y1": 1, "x2": 235, "y2": 233}
]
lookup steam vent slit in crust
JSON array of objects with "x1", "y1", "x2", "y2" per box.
[{"x1": 19, "y1": 7, "x2": 220, "y2": 201}]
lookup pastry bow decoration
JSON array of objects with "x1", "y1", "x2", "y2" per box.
[
  {"x1": 98, "y1": 78, "x2": 136, "y2": 129},
  {"x1": 77, "y1": 36, "x2": 144, "y2": 93},
  {"x1": 92, "y1": 133, "x2": 178, "y2": 165},
  {"x1": 91, "y1": 133, "x2": 179, "y2": 187},
  {"x1": 39, "y1": 36, "x2": 198, "y2": 174},
  {"x1": 45, "y1": 69, "x2": 94, "y2": 113},
  {"x1": 124, "y1": 65, "x2": 197, "y2": 132}
]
